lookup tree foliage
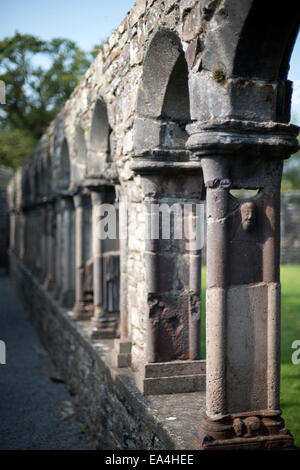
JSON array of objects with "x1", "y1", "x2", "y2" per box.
[{"x1": 0, "y1": 32, "x2": 96, "y2": 169}]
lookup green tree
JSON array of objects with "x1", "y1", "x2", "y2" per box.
[{"x1": 0, "y1": 32, "x2": 96, "y2": 169}]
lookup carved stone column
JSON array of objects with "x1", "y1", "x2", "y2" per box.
[
  {"x1": 187, "y1": 119, "x2": 299, "y2": 450},
  {"x1": 72, "y1": 192, "x2": 93, "y2": 320},
  {"x1": 59, "y1": 195, "x2": 75, "y2": 308},
  {"x1": 131, "y1": 157, "x2": 206, "y2": 394},
  {"x1": 113, "y1": 188, "x2": 132, "y2": 367},
  {"x1": 89, "y1": 182, "x2": 119, "y2": 339}
]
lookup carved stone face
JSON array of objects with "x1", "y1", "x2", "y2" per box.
[{"x1": 241, "y1": 201, "x2": 256, "y2": 232}]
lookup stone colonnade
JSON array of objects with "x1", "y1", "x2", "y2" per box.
[{"x1": 7, "y1": 0, "x2": 300, "y2": 450}]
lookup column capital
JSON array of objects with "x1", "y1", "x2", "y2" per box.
[
  {"x1": 84, "y1": 176, "x2": 112, "y2": 191},
  {"x1": 186, "y1": 119, "x2": 299, "y2": 159}
]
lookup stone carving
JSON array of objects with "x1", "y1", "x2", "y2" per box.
[{"x1": 240, "y1": 201, "x2": 256, "y2": 232}]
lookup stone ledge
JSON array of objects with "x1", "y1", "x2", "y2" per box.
[
  {"x1": 143, "y1": 374, "x2": 206, "y2": 395},
  {"x1": 145, "y1": 360, "x2": 206, "y2": 378},
  {"x1": 9, "y1": 252, "x2": 206, "y2": 450}
]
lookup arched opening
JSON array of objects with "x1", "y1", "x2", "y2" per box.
[
  {"x1": 232, "y1": 1, "x2": 300, "y2": 82},
  {"x1": 88, "y1": 98, "x2": 111, "y2": 176},
  {"x1": 162, "y1": 54, "x2": 190, "y2": 122},
  {"x1": 231, "y1": 0, "x2": 300, "y2": 124},
  {"x1": 134, "y1": 28, "x2": 190, "y2": 153}
]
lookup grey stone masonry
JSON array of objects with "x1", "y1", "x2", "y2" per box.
[{"x1": 6, "y1": 0, "x2": 300, "y2": 450}]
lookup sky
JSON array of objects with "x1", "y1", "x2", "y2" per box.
[
  {"x1": 0, "y1": 0, "x2": 299, "y2": 121},
  {"x1": 0, "y1": 0, "x2": 136, "y2": 51}
]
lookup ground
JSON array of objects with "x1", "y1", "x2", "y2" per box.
[{"x1": 0, "y1": 271, "x2": 94, "y2": 450}]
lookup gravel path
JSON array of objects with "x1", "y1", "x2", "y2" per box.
[{"x1": 0, "y1": 272, "x2": 94, "y2": 450}]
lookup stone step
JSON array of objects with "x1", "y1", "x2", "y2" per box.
[
  {"x1": 144, "y1": 360, "x2": 206, "y2": 378},
  {"x1": 143, "y1": 374, "x2": 206, "y2": 395}
]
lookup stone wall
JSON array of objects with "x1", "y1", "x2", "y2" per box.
[{"x1": 10, "y1": 252, "x2": 206, "y2": 450}]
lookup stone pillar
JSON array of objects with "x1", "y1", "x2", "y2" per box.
[
  {"x1": 187, "y1": 119, "x2": 299, "y2": 450},
  {"x1": 59, "y1": 196, "x2": 75, "y2": 309},
  {"x1": 131, "y1": 160, "x2": 206, "y2": 394},
  {"x1": 114, "y1": 189, "x2": 132, "y2": 367},
  {"x1": 72, "y1": 192, "x2": 93, "y2": 320},
  {"x1": 89, "y1": 184, "x2": 119, "y2": 339}
]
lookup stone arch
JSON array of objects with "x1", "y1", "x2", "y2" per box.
[
  {"x1": 134, "y1": 27, "x2": 190, "y2": 153},
  {"x1": 232, "y1": 1, "x2": 300, "y2": 83},
  {"x1": 87, "y1": 98, "x2": 111, "y2": 176},
  {"x1": 190, "y1": 0, "x2": 300, "y2": 123}
]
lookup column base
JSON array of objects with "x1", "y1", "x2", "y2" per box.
[
  {"x1": 192, "y1": 411, "x2": 295, "y2": 450},
  {"x1": 113, "y1": 339, "x2": 132, "y2": 368},
  {"x1": 89, "y1": 314, "x2": 119, "y2": 339},
  {"x1": 137, "y1": 360, "x2": 206, "y2": 395},
  {"x1": 72, "y1": 301, "x2": 93, "y2": 321}
]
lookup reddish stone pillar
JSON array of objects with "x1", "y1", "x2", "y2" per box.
[{"x1": 187, "y1": 119, "x2": 299, "y2": 450}]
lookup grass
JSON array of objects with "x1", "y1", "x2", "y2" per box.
[
  {"x1": 200, "y1": 265, "x2": 300, "y2": 446},
  {"x1": 280, "y1": 265, "x2": 300, "y2": 446}
]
